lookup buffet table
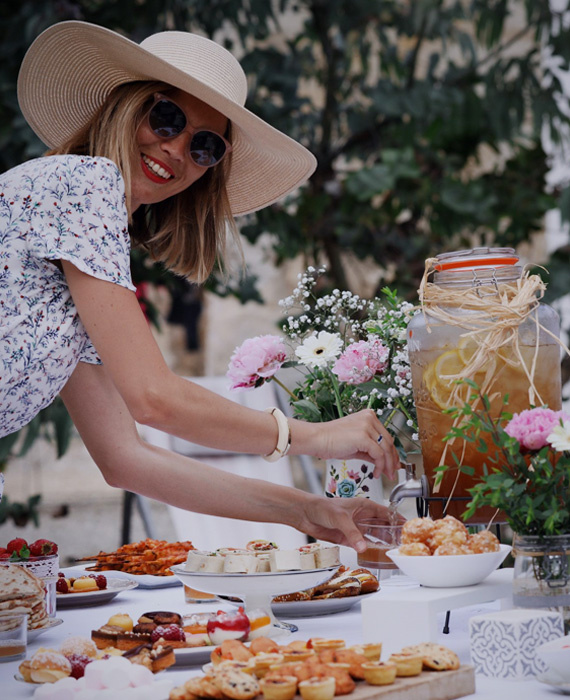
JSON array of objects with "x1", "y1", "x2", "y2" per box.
[{"x1": 0, "y1": 571, "x2": 560, "y2": 700}]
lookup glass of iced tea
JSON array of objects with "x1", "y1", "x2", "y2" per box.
[
  {"x1": 0, "y1": 613, "x2": 27, "y2": 662},
  {"x1": 356, "y1": 519, "x2": 403, "y2": 580}
]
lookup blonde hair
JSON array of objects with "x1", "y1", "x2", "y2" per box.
[{"x1": 49, "y1": 81, "x2": 240, "y2": 282}]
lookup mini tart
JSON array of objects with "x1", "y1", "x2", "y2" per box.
[
  {"x1": 282, "y1": 649, "x2": 316, "y2": 663},
  {"x1": 248, "y1": 653, "x2": 285, "y2": 678},
  {"x1": 362, "y1": 661, "x2": 397, "y2": 686},
  {"x1": 388, "y1": 652, "x2": 423, "y2": 677},
  {"x1": 350, "y1": 642, "x2": 382, "y2": 662},
  {"x1": 259, "y1": 676, "x2": 298, "y2": 700},
  {"x1": 298, "y1": 676, "x2": 336, "y2": 700},
  {"x1": 310, "y1": 638, "x2": 345, "y2": 653}
]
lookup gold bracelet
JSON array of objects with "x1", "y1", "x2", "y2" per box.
[{"x1": 263, "y1": 407, "x2": 292, "y2": 462}]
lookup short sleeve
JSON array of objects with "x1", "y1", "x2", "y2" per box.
[{"x1": 27, "y1": 156, "x2": 136, "y2": 292}]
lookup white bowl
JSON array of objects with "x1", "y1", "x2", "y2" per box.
[
  {"x1": 386, "y1": 543, "x2": 511, "y2": 588},
  {"x1": 536, "y1": 634, "x2": 570, "y2": 682}
]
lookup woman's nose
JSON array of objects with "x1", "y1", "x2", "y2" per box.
[{"x1": 160, "y1": 131, "x2": 191, "y2": 161}]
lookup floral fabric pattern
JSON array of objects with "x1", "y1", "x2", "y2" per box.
[
  {"x1": 0, "y1": 154, "x2": 135, "y2": 437},
  {"x1": 325, "y1": 459, "x2": 376, "y2": 498}
]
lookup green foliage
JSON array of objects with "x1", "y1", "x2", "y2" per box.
[
  {"x1": 0, "y1": 493, "x2": 41, "y2": 527},
  {"x1": 440, "y1": 384, "x2": 570, "y2": 536},
  {"x1": 1, "y1": 1, "x2": 568, "y2": 302}
]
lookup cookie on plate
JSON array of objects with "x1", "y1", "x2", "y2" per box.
[
  {"x1": 400, "y1": 642, "x2": 460, "y2": 671},
  {"x1": 215, "y1": 669, "x2": 260, "y2": 699}
]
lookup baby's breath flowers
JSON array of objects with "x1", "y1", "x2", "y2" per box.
[{"x1": 227, "y1": 266, "x2": 419, "y2": 454}]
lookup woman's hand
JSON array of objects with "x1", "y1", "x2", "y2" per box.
[
  {"x1": 291, "y1": 409, "x2": 400, "y2": 480},
  {"x1": 297, "y1": 495, "x2": 406, "y2": 553}
]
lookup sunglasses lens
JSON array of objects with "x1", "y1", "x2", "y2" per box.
[
  {"x1": 190, "y1": 131, "x2": 227, "y2": 167},
  {"x1": 148, "y1": 99, "x2": 186, "y2": 138}
]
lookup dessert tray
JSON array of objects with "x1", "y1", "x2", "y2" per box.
[
  {"x1": 56, "y1": 576, "x2": 138, "y2": 607},
  {"x1": 170, "y1": 565, "x2": 340, "y2": 633},
  {"x1": 65, "y1": 564, "x2": 181, "y2": 589}
]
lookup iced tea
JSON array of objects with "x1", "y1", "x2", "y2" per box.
[{"x1": 410, "y1": 342, "x2": 561, "y2": 521}]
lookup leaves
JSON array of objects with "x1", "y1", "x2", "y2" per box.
[{"x1": 445, "y1": 385, "x2": 570, "y2": 536}]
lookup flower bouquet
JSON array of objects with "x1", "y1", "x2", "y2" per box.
[
  {"x1": 226, "y1": 267, "x2": 418, "y2": 497},
  {"x1": 441, "y1": 389, "x2": 570, "y2": 617},
  {"x1": 441, "y1": 391, "x2": 570, "y2": 536}
]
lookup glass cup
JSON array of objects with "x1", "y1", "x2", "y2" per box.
[
  {"x1": 0, "y1": 613, "x2": 27, "y2": 662},
  {"x1": 184, "y1": 585, "x2": 217, "y2": 604},
  {"x1": 356, "y1": 519, "x2": 403, "y2": 581}
]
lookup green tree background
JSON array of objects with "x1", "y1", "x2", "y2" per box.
[{"x1": 1, "y1": 0, "x2": 570, "y2": 515}]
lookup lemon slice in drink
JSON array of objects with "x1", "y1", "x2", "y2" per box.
[
  {"x1": 458, "y1": 336, "x2": 481, "y2": 365},
  {"x1": 429, "y1": 350, "x2": 469, "y2": 409}
]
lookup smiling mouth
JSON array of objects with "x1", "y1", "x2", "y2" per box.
[{"x1": 141, "y1": 155, "x2": 173, "y2": 180}]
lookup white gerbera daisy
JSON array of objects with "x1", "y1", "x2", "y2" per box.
[
  {"x1": 547, "y1": 419, "x2": 570, "y2": 452},
  {"x1": 295, "y1": 331, "x2": 343, "y2": 367}
]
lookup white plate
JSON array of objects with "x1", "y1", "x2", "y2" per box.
[
  {"x1": 169, "y1": 566, "x2": 340, "y2": 599},
  {"x1": 66, "y1": 564, "x2": 181, "y2": 589},
  {"x1": 219, "y1": 593, "x2": 370, "y2": 618},
  {"x1": 28, "y1": 618, "x2": 64, "y2": 640},
  {"x1": 57, "y1": 578, "x2": 138, "y2": 607},
  {"x1": 173, "y1": 645, "x2": 215, "y2": 666},
  {"x1": 170, "y1": 565, "x2": 340, "y2": 635}
]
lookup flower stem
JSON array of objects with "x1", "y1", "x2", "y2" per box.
[
  {"x1": 326, "y1": 368, "x2": 344, "y2": 418},
  {"x1": 271, "y1": 376, "x2": 297, "y2": 400}
]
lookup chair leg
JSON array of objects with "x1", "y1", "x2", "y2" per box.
[{"x1": 443, "y1": 610, "x2": 451, "y2": 634}]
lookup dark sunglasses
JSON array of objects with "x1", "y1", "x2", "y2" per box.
[{"x1": 147, "y1": 93, "x2": 232, "y2": 168}]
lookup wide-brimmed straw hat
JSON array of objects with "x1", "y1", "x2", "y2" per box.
[{"x1": 17, "y1": 20, "x2": 316, "y2": 216}]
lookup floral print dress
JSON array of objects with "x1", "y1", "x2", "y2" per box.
[{"x1": 0, "y1": 154, "x2": 135, "y2": 437}]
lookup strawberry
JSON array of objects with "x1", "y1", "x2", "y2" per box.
[
  {"x1": 0, "y1": 548, "x2": 10, "y2": 559},
  {"x1": 6, "y1": 538, "x2": 29, "y2": 557},
  {"x1": 29, "y1": 539, "x2": 58, "y2": 557}
]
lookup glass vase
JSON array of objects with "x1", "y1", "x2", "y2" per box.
[{"x1": 512, "y1": 533, "x2": 570, "y2": 633}]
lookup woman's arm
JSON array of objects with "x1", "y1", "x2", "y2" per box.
[
  {"x1": 60, "y1": 361, "x2": 400, "y2": 551},
  {"x1": 62, "y1": 260, "x2": 398, "y2": 478}
]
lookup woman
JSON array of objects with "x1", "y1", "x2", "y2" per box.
[{"x1": 0, "y1": 21, "x2": 400, "y2": 551}]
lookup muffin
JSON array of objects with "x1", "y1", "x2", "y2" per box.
[{"x1": 362, "y1": 661, "x2": 397, "y2": 685}]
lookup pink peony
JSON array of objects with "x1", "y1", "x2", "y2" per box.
[
  {"x1": 505, "y1": 408, "x2": 570, "y2": 451},
  {"x1": 227, "y1": 335, "x2": 287, "y2": 391},
  {"x1": 332, "y1": 339, "x2": 389, "y2": 385}
]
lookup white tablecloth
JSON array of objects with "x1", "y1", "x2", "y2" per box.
[{"x1": 0, "y1": 577, "x2": 559, "y2": 700}]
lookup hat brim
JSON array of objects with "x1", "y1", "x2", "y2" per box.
[{"x1": 17, "y1": 21, "x2": 316, "y2": 216}]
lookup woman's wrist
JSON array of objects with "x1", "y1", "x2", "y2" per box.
[{"x1": 263, "y1": 407, "x2": 292, "y2": 462}]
